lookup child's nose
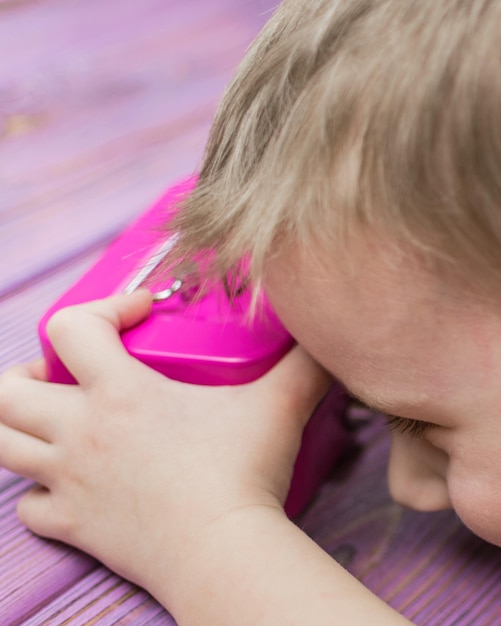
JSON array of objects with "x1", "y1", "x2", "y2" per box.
[{"x1": 387, "y1": 432, "x2": 452, "y2": 512}]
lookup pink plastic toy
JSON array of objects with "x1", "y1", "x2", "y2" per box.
[{"x1": 39, "y1": 178, "x2": 350, "y2": 517}]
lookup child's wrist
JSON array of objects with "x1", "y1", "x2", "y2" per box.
[
  {"x1": 144, "y1": 502, "x2": 290, "y2": 617},
  {"x1": 146, "y1": 503, "x2": 411, "y2": 626}
]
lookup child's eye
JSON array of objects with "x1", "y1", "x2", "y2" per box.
[{"x1": 385, "y1": 415, "x2": 436, "y2": 440}]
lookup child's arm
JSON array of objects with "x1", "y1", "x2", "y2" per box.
[
  {"x1": 158, "y1": 506, "x2": 411, "y2": 626},
  {"x1": 0, "y1": 291, "x2": 410, "y2": 625}
]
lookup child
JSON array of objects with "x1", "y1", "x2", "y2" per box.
[{"x1": 0, "y1": 0, "x2": 500, "y2": 623}]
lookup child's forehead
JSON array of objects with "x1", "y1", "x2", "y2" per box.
[
  {"x1": 270, "y1": 228, "x2": 429, "y2": 293},
  {"x1": 266, "y1": 231, "x2": 501, "y2": 433},
  {"x1": 264, "y1": 228, "x2": 487, "y2": 380},
  {"x1": 270, "y1": 223, "x2": 484, "y2": 319}
]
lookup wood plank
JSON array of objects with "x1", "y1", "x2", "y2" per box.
[{"x1": 0, "y1": 0, "x2": 273, "y2": 295}]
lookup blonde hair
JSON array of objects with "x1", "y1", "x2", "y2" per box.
[{"x1": 168, "y1": 0, "x2": 501, "y2": 298}]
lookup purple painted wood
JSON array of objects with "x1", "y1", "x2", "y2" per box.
[
  {"x1": 22, "y1": 568, "x2": 176, "y2": 625},
  {"x1": 1, "y1": 0, "x2": 501, "y2": 624},
  {"x1": 0, "y1": 471, "x2": 97, "y2": 625},
  {"x1": 0, "y1": 0, "x2": 272, "y2": 297}
]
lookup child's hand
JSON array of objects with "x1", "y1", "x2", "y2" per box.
[{"x1": 0, "y1": 291, "x2": 330, "y2": 591}]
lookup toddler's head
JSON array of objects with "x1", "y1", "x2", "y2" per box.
[{"x1": 172, "y1": 0, "x2": 501, "y2": 544}]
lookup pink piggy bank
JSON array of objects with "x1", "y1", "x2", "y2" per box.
[{"x1": 39, "y1": 178, "x2": 350, "y2": 517}]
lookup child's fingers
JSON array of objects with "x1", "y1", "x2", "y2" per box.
[
  {"x1": 46, "y1": 290, "x2": 153, "y2": 387},
  {"x1": 0, "y1": 423, "x2": 54, "y2": 485},
  {"x1": 0, "y1": 381, "x2": 76, "y2": 442},
  {"x1": 0, "y1": 367, "x2": 77, "y2": 442},
  {"x1": 5, "y1": 359, "x2": 49, "y2": 382},
  {"x1": 260, "y1": 345, "x2": 333, "y2": 427},
  {"x1": 278, "y1": 345, "x2": 332, "y2": 391},
  {"x1": 17, "y1": 486, "x2": 62, "y2": 541}
]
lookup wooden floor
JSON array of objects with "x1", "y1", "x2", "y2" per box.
[{"x1": 1, "y1": 1, "x2": 501, "y2": 624}]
